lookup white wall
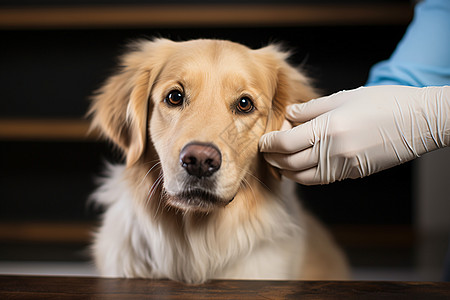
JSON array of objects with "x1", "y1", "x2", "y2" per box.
[
  {"x1": 415, "y1": 147, "x2": 450, "y2": 235},
  {"x1": 414, "y1": 147, "x2": 450, "y2": 279}
]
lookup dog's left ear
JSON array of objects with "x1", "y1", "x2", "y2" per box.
[
  {"x1": 254, "y1": 44, "x2": 318, "y2": 179},
  {"x1": 254, "y1": 44, "x2": 319, "y2": 133}
]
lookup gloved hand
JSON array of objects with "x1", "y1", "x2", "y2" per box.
[{"x1": 260, "y1": 85, "x2": 450, "y2": 185}]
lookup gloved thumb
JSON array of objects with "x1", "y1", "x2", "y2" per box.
[{"x1": 259, "y1": 119, "x2": 316, "y2": 153}]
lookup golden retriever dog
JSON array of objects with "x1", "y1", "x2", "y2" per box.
[{"x1": 89, "y1": 38, "x2": 349, "y2": 283}]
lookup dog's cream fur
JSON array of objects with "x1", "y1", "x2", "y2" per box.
[{"x1": 89, "y1": 38, "x2": 349, "y2": 283}]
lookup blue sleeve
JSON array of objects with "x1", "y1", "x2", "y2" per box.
[{"x1": 367, "y1": 0, "x2": 450, "y2": 87}]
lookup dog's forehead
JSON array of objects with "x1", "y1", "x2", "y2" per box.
[
  {"x1": 159, "y1": 41, "x2": 271, "y2": 91},
  {"x1": 164, "y1": 41, "x2": 254, "y2": 72}
]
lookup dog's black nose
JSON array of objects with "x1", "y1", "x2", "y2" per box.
[{"x1": 180, "y1": 142, "x2": 222, "y2": 178}]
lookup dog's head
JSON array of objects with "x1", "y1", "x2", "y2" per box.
[{"x1": 90, "y1": 38, "x2": 317, "y2": 213}]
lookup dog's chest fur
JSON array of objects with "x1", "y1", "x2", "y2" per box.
[{"x1": 92, "y1": 164, "x2": 306, "y2": 283}]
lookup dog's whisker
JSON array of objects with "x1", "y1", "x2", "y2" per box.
[
  {"x1": 141, "y1": 159, "x2": 161, "y2": 166},
  {"x1": 235, "y1": 165, "x2": 273, "y2": 193},
  {"x1": 152, "y1": 178, "x2": 166, "y2": 218},
  {"x1": 142, "y1": 173, "x2": 163, "y2": 210},
  {"x1": 154, "y1": 173, "x2": 174, "y2": 218},
  {"x1": 145, "y1": 172, "x2": 164, "y2": 212},
  {"x1": 149, "y1": 181, "x2": 163, "y2": 212},
  {"x1": 140, "y1": 162, "x2": 162, "y2": 186},
  {"x1": 147, "y1": 172, "x2": 163, "y2": 198},
  {"x1": 240, "y1": 176, "x2": 257, "y2": 205}
]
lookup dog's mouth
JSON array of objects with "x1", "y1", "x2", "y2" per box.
[{"x1": 166, "y1": 188, "x2": 234, "y2": 213}]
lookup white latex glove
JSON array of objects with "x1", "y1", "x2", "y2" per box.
[{"x1": 260, "y1": 85, "x2": 450, "y2": 185}]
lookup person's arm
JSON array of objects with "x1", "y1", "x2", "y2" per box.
[
  {"x1": 367, "y1": 0, "x2": 450, "y2": 87},
  {"x1": 259, "y1": 85, "x2": 450, "y2": 185},
  {"x1": 259, "y1": 0, "x2": 450, "y2": 185}
]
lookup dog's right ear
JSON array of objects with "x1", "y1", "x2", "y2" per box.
[{"x1": 88, "y1": 39, "x2": 174, "y2": 166}]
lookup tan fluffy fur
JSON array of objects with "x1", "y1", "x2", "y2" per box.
[{"x1": 89, "y1": 38, "x2": 349, "y2": 283}]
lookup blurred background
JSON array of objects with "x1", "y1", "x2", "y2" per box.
[{"x1": 1, "y1": 0, "x2": 449, "y2": 281}]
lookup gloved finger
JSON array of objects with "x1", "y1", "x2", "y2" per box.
[
  {"x1": 259, "y1": 121, "x2": 316, "y2": 154},
  {"x1": 281, "y1": 167, "x2": 324, "y2": 186},
  {"x1": 262, "y1": 147, "x2": 318, "y2": 171},
  {"x1": 286, "y1": 89, "x2": 356, "y2": 123}
]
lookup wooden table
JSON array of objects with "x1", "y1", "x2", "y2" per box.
[{"x1": 1, "y1": 275, "x2": 449, "y2": 299}]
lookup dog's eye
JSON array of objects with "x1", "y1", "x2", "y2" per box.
[
  {"x1": 236, "y1": 97, "x2": 254, "y2": 113},
  {"x1": 165, "y1": 90, "x2": 184, "y2": 107}
]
